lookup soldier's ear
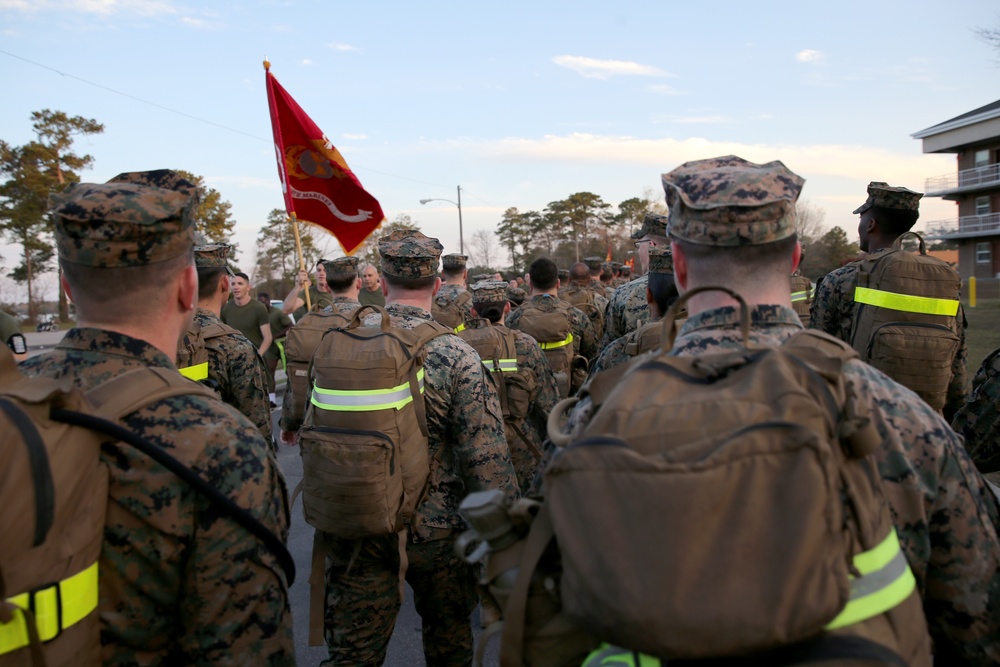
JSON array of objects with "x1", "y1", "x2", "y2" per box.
[
  {"x1": 179, "y1": 264, "x2": 197, "y2": 312},
  {"x1": 791, "y1": 241, "x2": 802, "y2": 275},
  {"x1": 672, "y1": 241, "x2": 689, "y2": 292}
]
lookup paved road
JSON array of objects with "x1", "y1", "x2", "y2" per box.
[{"x1": 23, "y1": 329, "x2": 498, "y2": 666}]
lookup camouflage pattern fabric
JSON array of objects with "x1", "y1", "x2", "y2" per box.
[
  {"x1": 106, "y1": 168, "x2": 200, "y2": 200},
  {"x1": 505, "y1": 294, "x2": 599, "y2": 364},
  {"x1": 556, "y1": 305, "x2": 1000, "y2": 665},
  {"x1": 20, "y1": 328, "x2": 294, "y2": 666},
  {"x1": 853, "y1": 181, "x2": 922, "y2": 215},
  {"x1": 442, "y1": 253, "x2": 468, "y2": 270},
  {"x1": 321, "y1": 302, "x2": 519, "y2": 665},
  {"x1": 321, "y1": 529, "x2": 478, "y2": 667},
  {"x1": 191, "y1": 308, "x2": 272, "y2": 442},
  {"x1": 433, "y1": 283, "x2": 471, "y2": 322},
  {"x1": 378, "y1": 229, "x2": 442, "y2": 278},
  {"x1": 193, "y1": 243, "x2": 233, "y2": 272},
  {"x1": 507, "y1": 286, "x2": 527, "y2": 306},
  {"x1": 48, "y1": 181, "x2": 197, "y2": 267},
  {"x1": 631, "y1": 211, "x2": 669, "y2": 240},
  {"x1": 809, "y1": 254, "x2": 969, "y2": 420},
  {"x1": 279, "y1": 296, "x2": 360, "y2": 433},
  {"x1": 588, "y1": 316, "x2": 662, "y2": 378},
  {"x1": 600, "y1": 275, "x2": 649, "y2": 351},
  {"x1": 323, "y1": 255, "x2": 359, "y2": 275},
  {"x1": 470, "y1": 279, "x2": 508, "y2": 304},
  {"x1": 952, "y1": 347, "x2": 1000, "y2": 476},
  {"x1": 458, "y1": 318, "x2": 560, "y2": 491},
  {"x1": 662, "y1": 155, "x2": 803, "y2": 247}
]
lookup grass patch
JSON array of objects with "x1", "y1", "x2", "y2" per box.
[{"x1": 963, "y1": 298, "x2": 1000, "y2": 375}]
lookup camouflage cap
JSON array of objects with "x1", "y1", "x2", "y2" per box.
[
  {"x1": 105, "y1": 169, "x2": 200, "y2": 203},
  {"x1": 647, "y1": 245, "x2": 674, "y2": 274},
  {"x1": 49, "y1": 177, "x2": 198, "y2": 268},
  {"x1": 194, "y1": 243, "x2": 234, "y2": 276},
  {"x1": 470, "y1": 280, "x2": 509, "y2": 304},
  {"x1": 442, "y1": 254, "x2": 468, "y2": 270},
  {"x1": 852, "y1": 181, "x2": 922, "y2": 215},
  {"x1": 322, "y1": 256, "x2": 359, "y2": 277},
  {"x1": 471, "y1": 272, "x2": 494, "y2": 283},
  {"x1": 377, "y1": 229, "x2": 442, "y2": 278},
  {"x1": 507, "y1": 286, "x2": 527, "y2": 305},
  {"x1": 584, "y1": 257, "x2": 604, "y2": 271},
  {"x1": 630, "y1": 212, "x2": 670, "y2": 240},
  {"x1": 662, "y1": 155, "x2": 805, "y2": 247}
]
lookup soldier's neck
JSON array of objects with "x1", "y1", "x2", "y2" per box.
[{"x1": 74, "y1": 317, "x2": 184, "y2": 362}]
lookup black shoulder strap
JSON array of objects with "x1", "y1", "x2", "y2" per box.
[
  {"x1": 49, "y1": 368, "x2": 296, "y2": 586},
  {"x1": 0, "y1": 397, "x2": 54, "y2": 548}
]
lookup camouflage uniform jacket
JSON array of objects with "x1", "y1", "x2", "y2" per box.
[
  {"x1": 277, "y1": 296, "x2": 360, "y2": 433},
  {"x1": 504, "y1": 294, "x2": 599, "y2": 364},
  {"x1": 952, "y1": 346, "x2": 1000, "y2": 480},
  {"x1": 458, "y1": 318, "x2": 560, "y2": 491},
  {"x1": 559, "y1": 305, "x2": 1000, "y2": 665},
  {"x1": 19, "y1": 328, "x2": 295, "y2": 666},
  {"x1": 588, "y1": 315, "x2": 663, "y2": 379},
  {"x1": 809, "y1": 253, "x2": 968, "y2": 419},
  {"x1": 600, "y1": 275, "x2": 649, "y2": 351},
  {"x1": 434, "y1": 283, "x2": 468, "y2": 307},
  {"x1": 193, "y1": 307, "x2": 272, "y2": 442},
  {"x1": 364, "y1": 303, "x2": 520, "y2": 539}
]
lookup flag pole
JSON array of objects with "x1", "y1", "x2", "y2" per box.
[{"x1": 290, "y1": 213, "x2": 311, "y2": 311}]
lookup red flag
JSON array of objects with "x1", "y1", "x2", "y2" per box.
[{"x1": 266, "y1": 66, "x2": 385, "y2": 254}]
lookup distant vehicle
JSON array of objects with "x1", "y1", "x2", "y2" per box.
[{"x1": 36, "y1": 316, "x2": 58, "y2": 332}]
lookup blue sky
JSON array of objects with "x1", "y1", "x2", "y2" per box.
[{"x1": 1, "y1": 0, "x2": 998, "y2": 295}]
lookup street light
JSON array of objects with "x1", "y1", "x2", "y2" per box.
[{"x1": 419, "y1": 185, "x2": 464, "y2": 254}]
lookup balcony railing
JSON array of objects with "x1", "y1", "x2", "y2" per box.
[
  {"x1": 923, "y1": 212, "x2": 1000, "y2": 238},
  {"x1": 925, "y1": 163, "x2": 1000, "y2": 196}
]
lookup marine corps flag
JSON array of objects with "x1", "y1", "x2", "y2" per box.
[{"x1": 265, "y1": 62, "x2": 384, "y2": 254}]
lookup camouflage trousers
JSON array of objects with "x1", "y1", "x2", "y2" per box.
[{"x1": 321, "y1": 529, "x2": 478, "y2": 667}]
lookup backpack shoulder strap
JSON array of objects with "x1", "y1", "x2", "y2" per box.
[
  {"x1": 200, "y1": 320, "x2": 240, "y2": 340},
  {"x1": 85, "y1": 367, "x2": 216, "y2": 421}
]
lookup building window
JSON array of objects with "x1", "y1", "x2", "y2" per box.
[
  {"x1": 976, "y1": 242, "x2": 991, "y2": 264},
  {"x1": 975, "y1": 149, "x2": 990, "y2": 168},
  {"x1": 976, "y1": 196, "x2": 991, "y2": 216}
]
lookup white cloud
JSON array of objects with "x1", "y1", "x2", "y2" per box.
[
  {"x1": 302, "y1": 59, "x2": 313, "y2": 66},
  {"x1": 4, "y1": 0, "x2": 177, "y2": 14},
  {"x1": 553, "y1": 55, "x2": 672, "y2": 80},
  {"x1": 796, "y1": 49, "x2": 825, "y2": 64},
  {"x1": 647, "y1": 84, "x2": 686, "y2": 96},
  {"x1": 343, "y1": 133, "x2": 368, "y2": 140},
  {"x1": 180, "y1": 16, "x2": 204, "y2": 26},
  {"x1": 328, "y1": 42, "x2": 358, "y2": 52}
]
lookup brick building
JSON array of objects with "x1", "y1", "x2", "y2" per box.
[{"x1": 913, "y1": 99, "x2": 1000, "y2": 279}]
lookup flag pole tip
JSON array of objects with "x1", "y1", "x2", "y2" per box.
[{"x1": 263, "y1": 58, "x2": 271, "y2": 71}]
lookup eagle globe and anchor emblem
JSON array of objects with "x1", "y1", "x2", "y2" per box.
[{"x1": 275, "y1": 133, "x2": 375, "y2": 224}]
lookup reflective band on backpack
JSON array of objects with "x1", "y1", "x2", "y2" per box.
[
  {"x1": 455, "y1": 322, "x2": 467, "y2": 332},
  {"x1": 582, "y1": 644, "x2": 661, "y2": 667},
  {"x1": 539, "y1": 333, "x2": 574, "y2": 350},
  {"x1": 487, "y1": 358, "x2": 518, "y2": 373},
  {"x1": 825, "y1": 529, "x2": 916, "y2": 630},
  {"x1": 854, "y1": 286, "x2": 959, "y2": 316},
  {"x1": 178, "y1": 362, "x2": 209, "y2": 382},
  {"x1": 791, "y1": 289, "x2": 812, "y2": 302},
  {"x1": 0, "y1": 561, "x2": 98, "y2": 655},
  {"x1": 311, "y1": 369, "x2": 424, "y2": 412}
]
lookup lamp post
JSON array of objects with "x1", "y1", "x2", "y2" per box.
[{"x1": 420, "y1": 185, "x2": 464, "y2": 254}]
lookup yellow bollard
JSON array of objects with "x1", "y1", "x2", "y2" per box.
[{"x1": 969, "y1": 276, "x2": 977, "y2": 309}]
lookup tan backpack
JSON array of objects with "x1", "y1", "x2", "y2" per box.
[
  {"x1": 282, "y1": 307, "x2": 356, "y2": 429},
  {"x1": 432, "y1": 289, "x2": 473, "y2": 329},
  {"x1": 298, "y1": 304, "x2": 452, "y2": 538},
  {"x1": 456, "y1": 320, "x2": 541, "y2": 463},
  {"x1": 462, "y1": 287, "x2": 931, "y2": 667},
  {"x1": 176, "y1": 319, "x2": 241, "y2": 387},
  {"x1": 515, "y1": 299, "x2": 579, "y2": 398},
  {"x1": 0, "y1": 350, "x2": 294, "y2": 667},
  {"x1": 560, "y1": 285, "x2": 604, "y2": 339},
  {"x1": 790, "y1": 272, "x2": 813, "y2": 320},
  {"x1": 849, "y1": 231, "x2": 961, "y2": 411}
]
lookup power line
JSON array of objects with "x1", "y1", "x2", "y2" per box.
[{"x1": 0, "y1": 48, "x2": 456, "y2": 190}]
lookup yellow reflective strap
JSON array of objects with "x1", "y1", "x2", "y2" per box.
[
  {"x1": 0, "y1": 561, "x2": 98, "y2": 655},
  {"x1": 825, "y1": 530, "x2": 916, "y2": 630},
  {"x1": 791, "y1": 290, "x2": 811, "y2": 302},
  {"x1": 582, "y1": 643, "x2": 661, "y2": 666},
  {"x1": 311, "y1": 369, "x2": 424, "y2": 412},
  {"x1": 854, "y1": 286, "x2": 959, "y2": 316},
  {"x1": 497, "y1": 359, "x2": 518, "y2": 372},
  {"x1": 455, "y1": 322, "x2": 467, "y2": 333},
  {"x1": 178, "y1": 362, "x2": 209, "y2": 381},
  {"x1": 539, "y1": 333, "x2": 574, "y2": 350}
]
